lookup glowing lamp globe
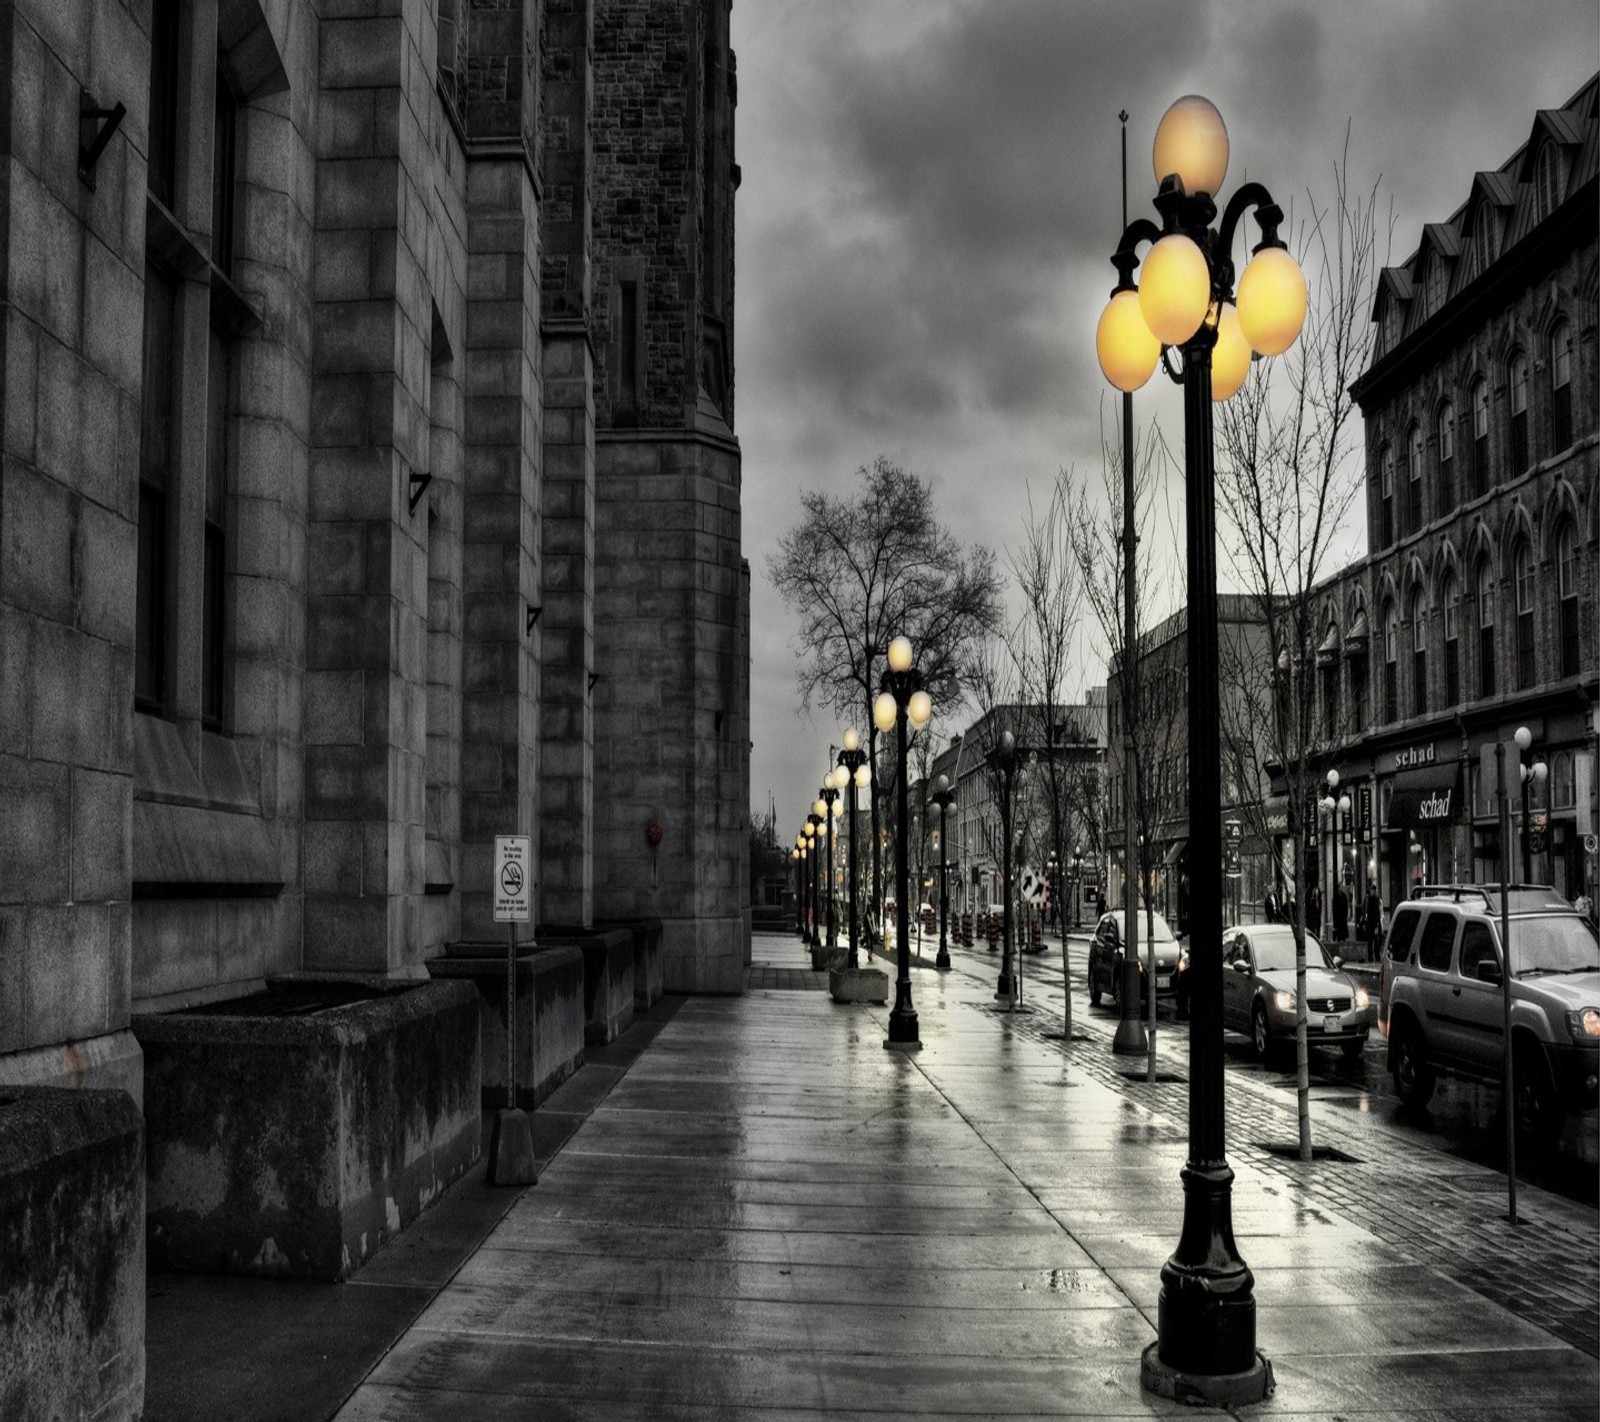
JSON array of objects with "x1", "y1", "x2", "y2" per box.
[
  {"x1": 1154, "y1": 95, "x2": 1229, "y2": 196},
  {"x1": 1138, "y1": 235, "x2": 1211, "y2": 346},
  {"x1": 907, "y1": 689, "x2": 932, "y2": 728},
  {"x1": 842, "y1": 727, "x2": 860, "y2": 752},
  {"x1": 886, "y1": 636, "x2": 914, "y2": 673},
  {"x1": 813, "y1": 799, "x2": 826, "y2": 819},
  {"x1": 1236, "y1": 246, "x2": 1307, "y2": 356},
  {"x1": 873, "y1": 691, "x2": 898, "y2": 734},
  {"x1": 1210, "y1": 301, "x2": 1251, "y2": 401},
  {"x1": 1096, "y1": 289, "x2": 1160, "y2": 392},
  {"x1": 854, "y1": 763, "x2": 871, "y2": 789},
  {"x1": 832, "y1": 800, "x2": 842, "y2": 819}
]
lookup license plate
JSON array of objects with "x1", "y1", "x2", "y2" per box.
[
  {"x1": 1323, "y1": 1015, "x2": 1341, "y2": 1033},
  {"x1": 1157, "y1": 974, "x2": 1172, "y2": 989}
]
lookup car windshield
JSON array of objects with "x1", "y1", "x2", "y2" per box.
[
  {"x1": 1118, "y1": 910, "x2": 1175, "y2": 943},
  {"x1": 1509, "y1": 916, "x2": 1600, "y2": 976},
  {"x1": 1248, "y1": 929, "x2": 1332, "y2": 973}
]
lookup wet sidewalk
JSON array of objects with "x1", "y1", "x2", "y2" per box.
[{"x1": 325, "y1": 933, "x2": 1598, "y2": 1420}]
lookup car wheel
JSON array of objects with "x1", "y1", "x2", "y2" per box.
[
  {"x1": 1513, "y1": 1042, "x2": 1566, "y2": 1149},
  {"x1": 1251, "y1": 1003, "x2": 1273, "y2": 1060},
  {"x1": 1340, "y1": 1038, "x2": 1367, "y2": 1062},
  {"x1": 1391, "y1": 1023, "x2": 1435, "y2": 1109}
]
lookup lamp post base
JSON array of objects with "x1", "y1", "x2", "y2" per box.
[
  {"x1": 1111, "y1": 962, "x2": 1147, "y2": 1053},
  {"x1": 1140, "y1": 1342, "x2": 1272, "y2": 1406},
  {"x1": 884, "y1": 1008, "x2": 920, "y2": 1048},
  {"x1": 935, "y1": 944, "x2": 951, "y2": 970}
]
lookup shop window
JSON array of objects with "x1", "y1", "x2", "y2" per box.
[
  {"x1": 1557, "y1": 523, "x2": 1579, "y2": 677},
  {"x1": 1470, "y1": 378, "x2": 1490, "y2": 496},
  {"x1": 1441, "y1": 571, "x2": 1460, "y2": 706},
  {"x1": 1436, "y1": 400, "x2": 1455, "y2": 508},
  {"x1": 1476, "y1": 559, "x2": 1495, "y2": 698},
  {"x1": 1508, "y1": 352, "x2": 1529, "y2": 476},
  {"x1": 1551, "y1": 752, "x2": 1575, "y2": 811},
  {"x1": 1406, "y1": 422, "x2": 1424, "y2": 531},
  {"x1": 1514, "y1": 541, "x2": 1535, "y2": 689},
  {"x1": 1550, "y1": 321, "x2": 1572, "y2": 451}
]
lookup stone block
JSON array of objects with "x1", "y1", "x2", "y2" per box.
[
  {"x1": 70, "y1": 768, "x2": 131, "y2": 904},
  {"x1": 0, "y1": 1088, "x2": 144, "y2": 1422},
  {"x1": 135, "y1": 977, "x2": 479, "y2": 1279},
  {"x1": 595, "y1": 917, "x2": 664, "y2": 1011},
  {"x1": 828, "y1": 967, "x2": 888, "y2": 1004},
  {"x1": 0, "y1": 757, "x2": 70, "y2": 902},
  {"x1": 533, "y1": 927, "x2": 634, "y2": 1044},
  {"x1": 430, "y1": 943, "x2": 584, "y2": 1108},
  {"x1": 1, "y1": 462, "x2": 73, "y2": 623}
]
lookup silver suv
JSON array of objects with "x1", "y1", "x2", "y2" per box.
[{"x1": 1379, "y1": 884, "x2": 1600, "y2": 1143}]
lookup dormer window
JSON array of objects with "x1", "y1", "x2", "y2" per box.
[
  {"x1": 1470, "y1": 208, "x2": 1498, "y2": 278},
  {"x1": 1424, "y1": 254, "x2": 1447, "y2": 317},
  {"x1": 1381, "y1": 293, "x2": 1403, "y2": 353},
  {"x1": 1534, "y1": 141, "x2": 1562, "y2": 222}
]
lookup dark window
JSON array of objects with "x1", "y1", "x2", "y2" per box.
[
  {"x1": 1470, "y1": 379, "x2": 1489, "y2": 495},
  {"x1": 1514, "y1": 542, "x2": 1535, "y2": 689},
  {"x1": 1386, "y1": 906, "x2": 1422, "y2": 962},
  {"x1": 211, "y1": 69, "x2": 239, "y2": 277},
  {"x1": 1508, "y1": 353, "x2": 1529, "y2": 475},
  {"x1": 1410, "y1": 592, "x2": 1427, "y2": 716},
  {"x1": 1534, "y1": 142, "x2": 1561, "y2": 221},
  {"x1": 137, "y1": 262, "x2": 176, "y2": 711},
  {"x1": 1476, "y1": 561, "x2": 1495, "y2": 698},
  {"x1": 1321, "y1": 660, "x2": 1338, "y2": 740},
  {"x1": 1350, "y1": 655, "x2": 1368, "y2": 733},
  {"x1": 1550, "y1": 321, "x2": 1572, "y2": 451},
  {"x1": 1459, "y1": 921, "x2": 1498, "y2": 980},
  {"x1": 202, "y1": 326, "x2": 230, "y2": 728},
  {"x1": 1416, "y1": 912, "x2": 1457, "y2": 972},
  {"x1": 1436, "y1": 401, "x2": 1455, "y2": 508},
  {"x1": 147, "y1": 0, "x2": 181, "y2": 207},
  {"x1": 1442, "y1": 573, "x2": 1460, "y2": 705},
  {"x1": 1406, "y1": 423, "x2": 1424, "y2": 531},
  {"x1": 1382, "y1": 603, "x2": 1399, "y2": 722},
  {"x1": 1379, "y1": 444, "x2": 1395, "y2": 546},
  {"x1": 1558, "y1": 525, "x2": 1579, "y2": 677}
]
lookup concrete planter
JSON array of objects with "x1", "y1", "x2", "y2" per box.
[
  {"x1": 597, "y1": 917, "x2": 664, "y2": 1011},
  {"x1": 0, "y1": 1089, "x2": 145, "y2": 1422},
  {"x1": 430, "y1": 944, "x2": 585, "y2": 1109},
  {"x1": 134, "y1": 978, "x2": 480, "y2": 1280},
  {"x1": 828, "y1": 967, "x2": 888, "y2": 1004},
  {"x1": 541, "y1": 928, "x2": 637, "y2": 1044}
]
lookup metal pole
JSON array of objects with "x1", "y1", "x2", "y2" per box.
[
  {"x1": 1497, "y1": 742, "x2": 1518, "y2": 1225},
  {"x1": 937, "y1": 803, "x2": 951, "y2": 970},
  {"x1": 998, "y1": 763, "x2": 1015, "y2": 1002},
  {"x1": 887, "y1": 701, "x2": 919, "y2": 1045},
  {"x1": 1520, "y1": 772, "x2": 1532, "y2": 883},
  {"x1": 506, "y1": 921, "x2": 517, "y2": 1109},
  {"x1": 826, "y1": 799, "x2": 836, "y2": 954},
  {"x1": 848, "y1": 784, "x2": 860, "y2": 969}
]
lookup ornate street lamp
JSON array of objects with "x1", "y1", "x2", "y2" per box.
[
  {"x1": 1096, "y1": 93, "x2": 1306, "y2": 1404},
  {"x1": 791, "y1": 846, "x2": 803, "y2": 937},
  {"x1": 929, "y1": 774, "x2": 957, "y2": 970},
  {"x1": 817, "y1": 779, "x2": 841, "y2": 955},
  {"x1": 874, "y1": 635, "x2": 933, "y2": 1047},
  {"x1": 984, "y1": 731, "x2": 1023, "y2": 1002},
  {"x1": 805, "y1": 816, "x2": 821, "y2": 948},
  {"x1": 1514, "y1": 726, "x2": 1547, "y2": 882},
  {"x1": 1072, "y1": 846, "x2": 1084, "y2": 930},
  {"x1": 838, "y1": 730, "x2": 871, "y2": 969}
]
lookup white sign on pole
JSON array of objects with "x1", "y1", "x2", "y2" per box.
[
  {"x1": 493, "y1": 836, "x2": 532, "y2": 923},
  {"x1": 1020, "y1": 865, "x2": 1046, "y2": 905}
]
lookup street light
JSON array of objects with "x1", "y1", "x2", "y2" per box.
[
  {"x1": 838, "y1": 730, "x2": 871, "y2": 969},
  {"x1": 929, "y1": 774, "x2": 957, "y2": 971},
  {"x1": 817, "y1": 777, "x2": 842, "y2": 956},
  {"x1": 791, "y1": 847, "x2": 803, "y2": 937},
  {"x1": 1514, "y1": 726, "x2": 1548, "y2": 882},
  {"x1": 1096, "y1": 92, "x2": 1305, "y2": 1404},
  {"x1": 1072, "y1": 846, "x2": 1084, "y2": 930},
  {"x1": 805, "y1": 816, "x2": 821, "y2": 948},
  {"x1": 874, "y1": 634, "x2": 933, "y2": 1048},
  {"x1": 984, "y1": 731, "x2": 1022, "y2": 1003}
]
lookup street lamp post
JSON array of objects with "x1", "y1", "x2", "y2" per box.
[
  {"x1": 817, "y1": 781, "x2": 842, "y2": 956},
  {"x1": 792, "y1": 846, "x2": 804, "y2": 938},
  {"x1": 1096, "y1": 94, "x2": 1306, "y2": 1404},
  {"x1": 929, "y1": 774, "x2": 957, "y2": 970},
  {"x1": 985, "y1": 732, "x2": 1022, "y2": 1003},
  {"x1": 874, "y1": 635, "x2": 933, "y2": 1048},
  {"x1": 838, "y1": 730, "x2": 871, "y2": 969},
  {"x1": 1072, "y1": 847, "x2": 1083, "y2": 930},
  {"x1": 1515, "y1": 725, "x2": 1548, "y2": 883},
  {"x1": 805, "y1": 816, "x2": 821, "y2": 949}
]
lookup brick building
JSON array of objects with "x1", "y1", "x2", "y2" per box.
[{"x1": 0, "y1": 1, "x2": 745, "y2": 1414}]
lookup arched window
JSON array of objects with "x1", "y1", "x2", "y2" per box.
[
  {"x1": 1441, "y1": 571, "x2": 1460, "y2": 705},
  {"x1": 1514, "y1": 540, "x2": 1535, "y2": 688},
  {"x1": 1550, "y1": 320, "x2": 1573, "y2": 450},
  {"x1": 1318, "y1": 621, "x2": 1340, "y2": 739},
  {"x1": 1476, "y1": 559, "x2": 1496, "y2": 697},
  {"x1": 1535, "y1": 141, "x2": 1562, "y2": 222},
  {"x1": 1424, "y1": 254, "x2": 1447, "y2": 316},
  {"x1": 1379, "y1": 443, "x2": 1395, "y2": 546},
  {"x1": 1382, "y1": 601, "x2": 1399, "y2": 722},
  {"x1": 1508, "y1": 352, "x2": 1530, "y2": 475},
  {"x1": 1557, "y1": 523, "x2": 1579, "y2": 678},
  {"x1": 1437, "y1": 400, "x2": 1455, "y2": 506},
  {"x1": 1407, "y1": 422, "x2": 1424, "y2": 531},
  {"x1": 1471, "y1": 209, "x2": 1498, "y2": 278},
  {"x1": 1409, "y1": 589, "x2": 1427, "y2": 716},
  {"x1": 1470, "y1": 377, "x2": 1490, "y2": 495}
]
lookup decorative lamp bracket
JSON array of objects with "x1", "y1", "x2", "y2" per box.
[
  {"x1": 79, "y1": 90, "x2": 127, "y2": 191},
  {"x1": 407, "y1": 469, "x2": 433, "y2": 514}
]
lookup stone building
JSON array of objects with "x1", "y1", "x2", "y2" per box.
[
  {"x1": 0, "y1": 1, "x2": 745, "y2": 1416},
  {"x1": 1337, "y1": 71, "x2": 1597, "y2": 910}
]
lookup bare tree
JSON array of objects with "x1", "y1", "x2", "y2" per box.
[
  {"x1": 1215, "y1": 140, "x2": 1389, "y2": 1161},
  {"x1": 768, "y1": 457, "x2": 1004, "y2": 919}
]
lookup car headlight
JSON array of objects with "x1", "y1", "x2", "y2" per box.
[
  {"x1": 1354, "y1": 987, "x2": 1370, "y2": 1010},
  {"x1": 1567, "y1": 1008, "x2": 1600, "y2": 1041},
  {"x1": 1273, "y1": 989, "x2": 1295, "y2": 1012}
]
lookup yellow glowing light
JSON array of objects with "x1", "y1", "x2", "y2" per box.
[
  {"x1": 1096, "y1": 288, "x2": 1161, "y2": 392},
  {"x1": 1153, "y1": 95, "x2": 1229, "y2": 197},
  {"x1": 854, "y1": 763, "x2": 871, "y2": 789},
  {"x1": 813, "y1": 798, "x2": 826, "y2": 819},
  {"x1": 842, "y1": 727, "x2": 860, "y2": 752},
  {"x1": 886, "y1": 636, "x2": 913, "y2": 673},
  {"x1": 1210, "y1": 301, "x2": 1251, "y2": 401},
  {"x1": 907, "y1": 689, "x2": 932, "y2": 728},
  {"x1": 1236, "y1": 246, "x2": 1307, "y2": 356},
  {"x1": 1138, "y1": 235, "x2": 1211, "y2": 346},
  {"x1": 873, "y1": 691, "x2": 898, "y2": 734}
]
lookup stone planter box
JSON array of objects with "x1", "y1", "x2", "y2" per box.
[
  {"x1": 430, "y1": 943, "x2": 585, "y2": 1109},
  {"x1": 540, "y1": 927, "x2": 636, "y2": 1044},
  {"x1": 0, "y1": 1089, "x2": 145, "y2": 1422},
  {"x1": 134, "y1": 978, "x2": 480, "y2": 1280},
  {"x1": 828, "y1": 966, "x2": 888, "y2": 1004},
  {"x1": 598, "y1": 917, "x2": 664, "y2": 1010}
]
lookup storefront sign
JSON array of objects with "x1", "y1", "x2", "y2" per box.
[
  {"x1": 1387, "y1": 765, "x2": 1460, "y2": 829},
  {"x1": 1359, "y1": 785, "x2": 1373, "y2": 843},
  {"x1": 1384, "y1": 743, "x2": 1437, "y2": 773}
]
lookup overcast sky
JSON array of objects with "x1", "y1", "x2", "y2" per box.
[{"x1": 727, "y1": 0, "x2": 1597, "y2": 838}]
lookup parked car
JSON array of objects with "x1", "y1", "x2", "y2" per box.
[
  {"x1": 1379, "y1": 884, "x2": 1600, "y2": 1144},
  {"x1": 1087, "y1": 909, "x2": 1181, "y2": 1007},
  {"x1": 1218, "y1": 924, "x2": 1373, "y2": 1060}
]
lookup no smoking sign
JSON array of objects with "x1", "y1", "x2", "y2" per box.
[{"x1": 493, "y1": 836, "x2": 532, "y2": 923}]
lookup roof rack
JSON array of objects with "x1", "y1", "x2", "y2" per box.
[{"x1": 1408, "y1": 883, "x2": 1566, "y2": 910}]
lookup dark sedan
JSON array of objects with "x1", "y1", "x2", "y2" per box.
[{"x1": 1087, "y1": 909, "x2": 1181, "y2": 1007}]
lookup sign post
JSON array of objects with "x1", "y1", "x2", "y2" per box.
[{"x1": 488, "y1": 834, "x2": 537, "y2": 1186}]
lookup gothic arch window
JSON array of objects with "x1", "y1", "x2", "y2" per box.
[
  {"x1": 1557, "y1": 522, "x2": 1580, "y2": 677},
  {"x1": 1424, "y1": 253, "x2": 1447, "y2": 316},
  {"x1": 1513, "y1": 539, "x2": 1536, "y2": 688},
  {"x1": 1409, "y1": 587, "x2": 1427, "y2": 716},
  {"x1": 1407, "y1": 421, "x2": 1424, "y2": 531},
  {"x1": 1508, "y1": 351, "x2": 1530, "y2": 476},
  {"x1": 1441, "y1": 569, "x2": 1460, "y2": 706},
  {"x1": 1436, "y1": 399, "x2": 1455, "y2": 508},
  {"x1": 1476, "y1": 557, "x2": 1496, "y2": 698},
  {"x1": 1382, "y1": 600, "x2": 1399, "y2": 722},
  {"x1": 1471, "y1": 207, "x2": 1498, "y2": 278},
  {"x1": 1470, "y1": 376, "x2": 1490, "y2": 496},
  {"x1": 1534, "y1": 141, "x2": 1562, "y2": 222},
  {"x1": 1550, "y1": 319, "x2": 1573, "y2": 450},
  {"x1": 1379, "y1": 442, "x2": 1395, "y2": 546}
]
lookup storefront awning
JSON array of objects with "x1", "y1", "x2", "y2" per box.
[
  {"x1": 1346, "y1": 609, "x2": 1370, "y2": 653},
  {"x1": 1315, "y1": 624, "x2": 1341, "y2": 667},
  {"x1": 1386, "y1": 764, "x2": 1459, "y2": 829}
]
